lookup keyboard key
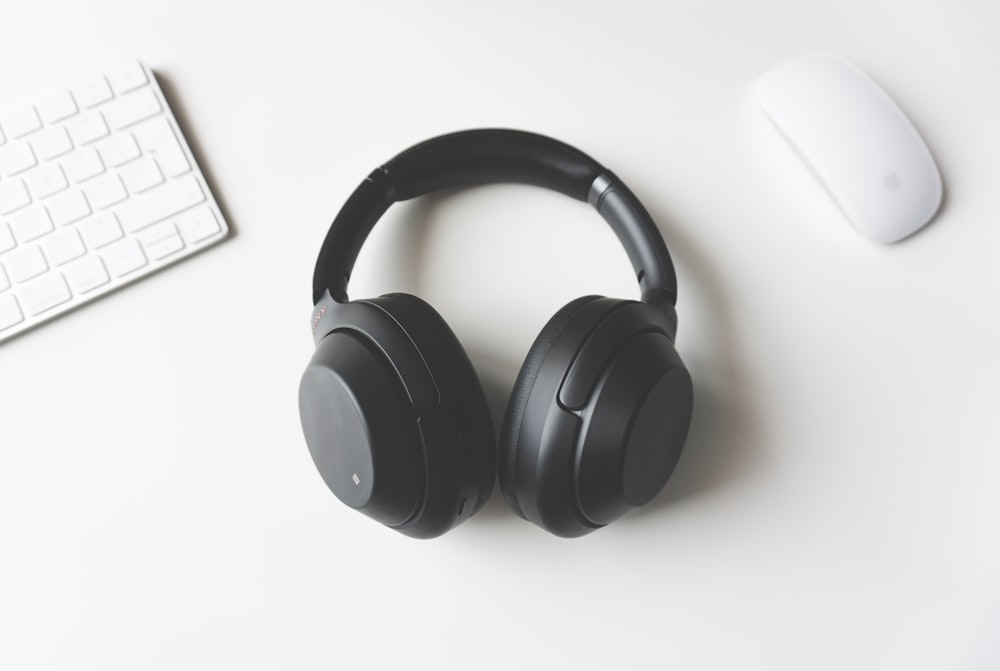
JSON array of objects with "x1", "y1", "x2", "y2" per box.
[
  {"x1": 41, "y1": 228, "x2": 86, "y2": 266},
  {"x1": 119, "y1": 156, "x2": 163, "y2": 193},
  {"x1": 103, "y1": 88, "x2": 161, "y2": 129},
  {"x1": 0, "y1": 179, "x2": 31, "y2": 215},
  {"x1": 37, "y1": 90, "x2": 78, "y2": 124},
  {"x1": 175, "y1": 206, "x2": 221, "y2": 244},
  {"x1": 0, "y1": 265, "x2": 9, "y2": 292},
  {"x1": 46, "y1": 189, "x2": 91, "y2": 226},
  {"x1": 65, "y1": 111, "x2": 109, "y2": 146},
  {"x1": 1, "y1": 104, "x2": 42, "y2": 139},
  {"x1": 135, "y1": 221, "x2": 174, "y2": 244},
  {"x1": 148, "y1": 234, "x2": 183, "y2": 260},
  {"x1": 133, "y1": 116, "x2": 189, "y2": 177},
  {"x1": 117, "y1": 174, "x2": 204, "y2": 232},
  {"x1": 31, "y1": 126, "x2": 74, "y2": 161},
  {"x1": 5, "y1": 244, "x2": 48, "y2": 282},
  {"x1": 19, "y1": 272, "x2": 72, "y2": 316},
  {"x1": 95, "y1": 132, "x2": 139, "y2": 167},
  {"x1": 82, "y1": 172, "x2": 127, "y2": 209},
  {"x1": 78, "y1": 211, "x2": 123, "y2": 248},
  {"x1": 0, "y1": 141, "x2": 38, "y2": 176},
  {"x1": 143, "y1": 233, "x2": 184, "y2": 260},
  {"x1": 62, "y1": 146, "x2": 105, "y2": 183},
  {"x1": 25, "y1": 163, "x2": 68, "y2": 200},
  {"x1": 107, "y1": 62, "x2": 148, "y2": 94},
  {"x1": 102, "y1": 237, "x2": 147, "y2": 276},
  {"x1": 64, "y1": 255, "x2": 109, "y2": 294},
  {"x1": 0, "y1": 294, "x2": 24, "y2": 331},
  {"x1": 0, "y1": 221, "x2": 15, "y2": 253},
  {"x1": 72, "y1": 77, "x2": 113, "y2": 109},
  {"x1": 8, "y1": 205, "x2": 53, "y2": 243}
]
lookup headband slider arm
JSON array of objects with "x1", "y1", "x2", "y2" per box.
[{"x1": 588, "y1": 172, "x2": 678, "y2": 308}]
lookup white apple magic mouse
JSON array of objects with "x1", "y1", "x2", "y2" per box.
[{"x1": 755, "y1": 54, "x2": 943, "y2": 244}]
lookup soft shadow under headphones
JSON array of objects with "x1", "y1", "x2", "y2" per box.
[{"x1": 299, "y1": 129, "x2": 694, "y2": 538}]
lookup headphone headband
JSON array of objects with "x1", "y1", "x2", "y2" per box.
[{"x1": 312, "y1": 129, "x2": 678, "y2": 307}]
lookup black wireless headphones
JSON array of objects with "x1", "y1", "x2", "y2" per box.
[{"x1": 299, "y1": 129, "x2": 694, "y2": 538}]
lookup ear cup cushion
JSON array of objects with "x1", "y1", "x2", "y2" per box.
[
  {"x1": 499, "y1": 295, "x2": 601, "y2": 514},
  {"x1": 370, "y1": 294, "x2": 482, "y2": 412},
  {"x1": 367, "y1": 293, "x2": 496, "y2": 530}
]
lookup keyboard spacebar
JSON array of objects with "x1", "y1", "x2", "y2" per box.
[{"x1": 116, "y1": 175, "x2": 205, "y2": 233}]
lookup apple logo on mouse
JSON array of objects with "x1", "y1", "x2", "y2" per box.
[
  {"x1": 882, "y1": 169, "x2": 903, "y2": 192},
  {"x1": 755, "y1": 53, "x2": 943, "y2": 243}
]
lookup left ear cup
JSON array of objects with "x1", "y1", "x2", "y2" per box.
[
  {"x1": 368, "y1": 293, "x2": 497, "y2": 530},
  {"x1": 500, "y1": 297, "x2": 694, "y2": 537},
  {"x1": 299, "y1": 294, "x2": 495, "y2": 539}
]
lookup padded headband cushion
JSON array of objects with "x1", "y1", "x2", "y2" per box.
[
  {"x1": 384, "y1": 129, "x2": 603, "y2": 202},
  {"x1": 312, "y1": 129, "x2": 678, "y2": 311},
  {"x1": 312, "y1": 130, "x2": 603, "y2": 305}
]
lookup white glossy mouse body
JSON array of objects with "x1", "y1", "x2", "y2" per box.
[{"x1": 756, "y1": 54, "x2": 943, "y2": 243}]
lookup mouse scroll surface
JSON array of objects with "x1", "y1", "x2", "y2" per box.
[{"x1": 756, "y1": 54, "x2": 942, "y2": 243}]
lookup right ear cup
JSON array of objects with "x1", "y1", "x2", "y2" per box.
[
  {"x1": 299, "y1": 293, "x2": 495, "y2": 539},
  {"x1": 499, "y1": 295, "x2": 603, "y2": 517},
  {"x1": 500, "y1": 295, "x2": 693, "y2": 537}
]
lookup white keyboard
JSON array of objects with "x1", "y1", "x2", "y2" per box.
[{"x1": 0, "y1": 61, "x2": 228, "y2": 343}]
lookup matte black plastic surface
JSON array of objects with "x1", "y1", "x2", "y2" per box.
[
  {"x1": 385, "y1": 129, "x2": 602, "y2": 201},
  {"x1": 313, "y1": 173, "x2": 394, "y2": 303},
  {"x1": 500, "y1": 297, "x2": 694, "y2": 537},
  {"x1": 299, "y1": 331, "x2": 425, "y2": 527},
  {"x1": 369, "y1": 294, "x2": 496, "y2": 536},
  {"x1": 574, "y1": 331, "x2": 693, "y2": 526},
  {"x1": 300, "y1": 292, "x2": 495, "y2": 539},
  {"x1": 311, "y1": 130, "x2": 678, "y2": 307},
  {"x1": 311, "y1": 297, "x2": 439, "y2": 412},
  {"x1": 499, "y1": 296, "x2": 610, "y2": 519},
  {"x1": 590, "y1": 174, "x2": 678, "y2": 310}
]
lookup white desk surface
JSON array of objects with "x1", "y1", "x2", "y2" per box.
[{"x1": 1, "y1": 1, "x2": 998, "y2": 668}]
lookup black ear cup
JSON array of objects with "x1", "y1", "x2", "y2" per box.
[
  {"x1": 499, "y1": 296, "x2": 694, "y2": 537},
  {"x1": 299, "y1": 293, "x2": 495, "y2": 538},
  {"x1": 499, "y1": 295, "x2": 602, "y2": 516}
]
